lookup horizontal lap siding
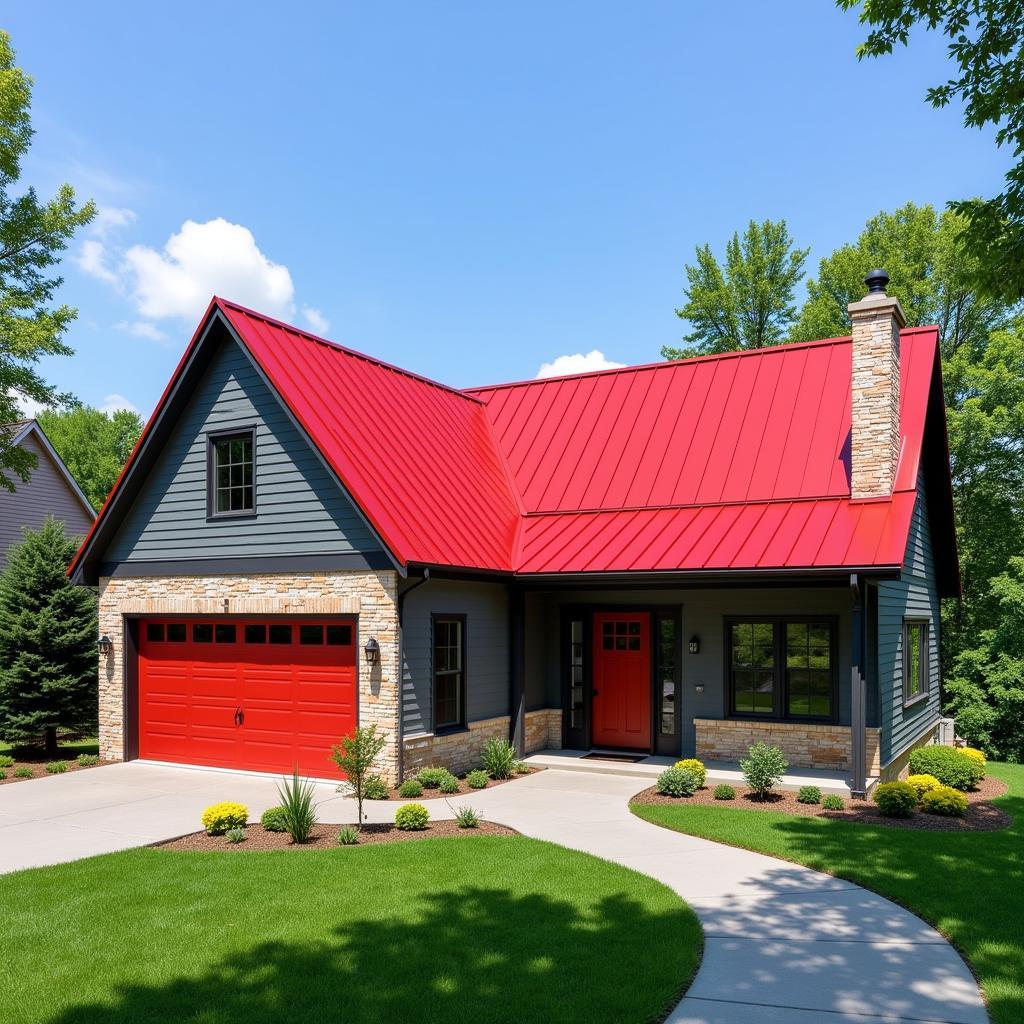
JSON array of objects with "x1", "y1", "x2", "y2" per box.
[
  {"x1": 401, "y1": 580, "x2": 510, "y2": 735},
  {"x1": 104, "y1": 337, "x2": 382, "y2": 563},
  {"x1": 877, "y1": 470, "x2": 941, "y2": 764},
  {"x1": 0, "y1": 433, "x2": 94, "y2": 569}
]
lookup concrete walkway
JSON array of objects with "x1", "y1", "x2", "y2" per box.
[{"x1": 0, "y1": 762, "x2": 987, "y2": 1023}]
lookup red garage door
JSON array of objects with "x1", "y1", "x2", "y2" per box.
[{"x1": 138, "y1": 618, "x2": 357, "y2": 778}]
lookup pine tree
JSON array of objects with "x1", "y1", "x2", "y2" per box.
[{"x1": 0, "y1": 517, "x2": 97, "y2": 754}]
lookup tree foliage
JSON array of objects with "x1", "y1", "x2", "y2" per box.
[
  {"x1": 37, "y1": 405, "x2": 144, "y2": 510},
  {"x1": 838, "y1": 0, "x2": 1024, "y2": 302},
  {"x1": 663, "y1": 220, "x2": 808, "y2": 359},
  {"x1": 0, "y1": 518, "x2": 97, "y2": 754},
  {"x1": 0, "y1": 30, "x2": 95, "y2": 490}
]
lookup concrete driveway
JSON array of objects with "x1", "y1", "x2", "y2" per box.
[{"x1": 0, "y1": 762, "x2": 988, "y2": 1023}]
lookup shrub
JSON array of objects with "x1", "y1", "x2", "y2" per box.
[
  {"x1": 0, "y1": 768, "x2": 5, "y2": 780},
  {"x1": 395, "y1": 803, "x2": 430, "y2": 830},
  {"x1": 398, "y1": 779, "x2": 423, "y2": 798},
  {"x1": 921, "y1": 784, "x2": 968, "y2": 817},
  {"x1": 514, "y1": 760, "x2": 531, "y2": 775},
  {"x1": 438, "y1": 773, "x2": 460, "y2": 794},
  {"x1": 45, "y1": 760, "x2": 68, "y2": 774},
  {"x1": 822, "y1": 794, "x2": 844, "y2": 810},
  {"x1": 13, "y1": 765, "x2": 32, "y2": 779},
  {"x1": 225, "y1": 827, "x2": 246, "y2": 844},
  {"x1": 202, "y1": 801, "x2": 249, "y2": 836},
  {"x1": 466, "y1": 769, "x2": 489, "y2": 789},
  {"x1": 416, "y1": 766, "x2": 451, "y2": 789},
  {"x1": 260, "y1": 806, "x2": 289, "y2": 833},
  {"x1": 909, "y1": 745, "x2": 981, "y2": 790},
  {"x1": 655, "y1": 766, "x2": 700, "y2": 798},
  {"x1": 797, "y1": 785, "x2": 822, "y2": 805},
  {"x1": 455, "y1": 805, "x2": 481, "y2": 828},
  {"x1": 0, "y1": 754, "x2": 14, "y2": 768},
  {"x1": 276, "y1": 771, "x2": 318, "y2": 843},
  {"x1": 75, "y1": 753, "x2": 99, "y2": 767},
  {"x1": 959, "y1": 747, "x2": 987, "y2": 774},
  {"x1": 674, "y1": 759, "x2": 707, "y2": 788},
  {"x1": 906, "y1": 774, "x2": 941, "y2": 800},
  {"x1": 741, "y1": 742, "x2": 788, "y2": 799},
  {"x1": 481, "y1": 737, "x2": 517, "y2": 780},
  {"x1": 363, "y1": 775, "x2": 390, "y2": 800},
  {"x1": 337, "y1": 825, "x2": 360, "y2": 845},
  {"x1": 872, "y1": 781, "x2": 918, "y2": 818},
  {"x1": 330, "y1": 724, "x2": 387, "y2": 830},
  {"x1": 713, "y1": 784, "x2": 736, "y2": 800}
]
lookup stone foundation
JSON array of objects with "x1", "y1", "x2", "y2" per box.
[
  {"x1": 525, "y1": 708, "x2": 561, "y2": 753},
  {"x1": 97, "y1": 570, "x2": 401, "y2": 782},
  {"x1": 695, "y1": 718, "x2": 881, "y2": 775},
  {"x1": 403, "y1": 715, "x2": 510, "y2": 777},
  {"x1": 879, "y1": 720, "x2": 941, "y2": 783}
]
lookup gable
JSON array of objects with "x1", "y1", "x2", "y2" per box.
[{"x1": 101, "y1": 331, "x2": 384, "y2": 570}]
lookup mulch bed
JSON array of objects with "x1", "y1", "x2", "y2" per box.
[
  {"x1": 633, "y1": 774, "x2": 1010, "y2": 832},
  {"x1": 156, "y1": 819, "x2": 518, "y2": 852},
  {"x1": 0, "y1": 754, "x2": 113, "y2": 785},
  {"x1": 363, "y1": 767, "x2": 542, "y2": 801}
]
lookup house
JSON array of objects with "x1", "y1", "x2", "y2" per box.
[
  {"x1": 1, "y1": 419, "x2": 96, "y2": 569},
  {"x1": 70, "y1": 271, "x2": 958, "y2": 793}
]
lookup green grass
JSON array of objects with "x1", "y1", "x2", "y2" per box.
[
  {"x1": 0, "y1": 836, "x2": 701, "y2": 1024},
  {"x1": 632, "y1": 761, "x2": 1024, "y2": 1024},
  {"x1": 0, "y1": 737, "x2": 99, "y2": 760}
]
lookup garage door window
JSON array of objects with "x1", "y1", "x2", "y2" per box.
[{"x1": 269, "y1": 625, "x2": 292, "y2": 644}]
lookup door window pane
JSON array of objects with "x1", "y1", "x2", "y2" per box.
[
  {"x1": 569, "y1": 619, "x2": 584, "y2": 730},
  {"x1": 658, "y1": 618, "x2": 677, "y2": 735}
]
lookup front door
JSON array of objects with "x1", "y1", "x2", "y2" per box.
[{"x1": 592, "y1": 612, "x2": 651, "y2": 750}]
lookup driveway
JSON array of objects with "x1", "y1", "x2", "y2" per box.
[{"x1": 0, "y1": 762, "x2": 988, "y2": 1024}]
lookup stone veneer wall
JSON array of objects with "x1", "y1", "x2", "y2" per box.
[
  {"x1": 97, "y1": 570, "x2": 401, "y2": 781},
  {"x1": 694, "y1": 718, "x2": 882, "y2": 775},
  {"x1": 879, "y1": 721, "x2": 940, "y2": 783},
  {"x1": 402, "y1": 707, "x2": 562, "y2": 779}
]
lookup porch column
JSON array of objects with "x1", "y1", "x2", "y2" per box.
[
  {"x1": 509, "y1": 585, "x2": 526, "y2": 756},
  {"x1": 850, "y1": 573, "x2": 867, "y2": 797}
]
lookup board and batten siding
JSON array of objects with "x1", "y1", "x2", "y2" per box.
[
  {"x1": 876, "y1": 468, "x2": 942, "y2": 765},
  {"x1": 103, "y1": 336, "x2": 382, "y2": 565},
  {"x1": 401, "y1": 579, "x2": 509, "y2": 735},
  {"x1": 0, "y1": 432, "x2": 94, "y2": 569}
]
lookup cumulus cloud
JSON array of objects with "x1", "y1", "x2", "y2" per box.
[
  {"x1": 98, "y1": 393, "x2": 140, "y2": 415},
  {"x1": 114, "y1": 320, "x2": 169, "y2": 343},
  {"x1": 301, "y1": 305, "x2": 330, "y2": 335},
  {"x1": 76, "y1": 239, "x2": 121, "y2": 287},
  {"x1": 535, "y1": 349, "x2": 626, "y2": 379},
  {"x1": 92, "y1": 206, "x2": 137, "y2": 237}
]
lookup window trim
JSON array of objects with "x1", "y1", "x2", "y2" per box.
[
  {"x1": 902, "y1": 618, "x2": 930, "y2": 709},
  {"x1": 724, "y1": 615, "x2": 839, "y2": 723},
  {"x1": 431, "y1": 613, "x2": 467, "y2": 735},
  {"x1": 206, "y1": 426, "x2": 257, "y2": 521}
]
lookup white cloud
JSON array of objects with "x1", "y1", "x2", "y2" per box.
[
  {"x1": 535, "y1": 350, "x2": 626, "y2": 379},
  {"x1": 301, "y1": 305, "x2": 330, "y2": 335},
  {"x1": 77, "y1": 239, "x2": 121, "y2": 287},
  {"x1": 92, "y1": 206, "x2": 137, "y2": 237},
  {"x1": 114, "y1": 319, "x2": 169, "y2": 343},
  {"x1": 123, "y1": 218, "x2": 295, "y2": 324},
  {"x1": 10, "y1": 393, "x2": 48, "y2": 419},
  {"x1": 98, "y1": 393, "x2": 140, "y2": 415}
]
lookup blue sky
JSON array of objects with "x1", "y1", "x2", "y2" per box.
[{"x1": 7, "y1": 1, "x2": 1009, "y2": 419}]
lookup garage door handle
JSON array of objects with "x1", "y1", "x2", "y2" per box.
[{"x1": 234, "y1": 707, "x2": 244, "y2": 726}]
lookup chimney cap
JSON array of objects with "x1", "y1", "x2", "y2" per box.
[{"x1": 864, "y1": 269, "x2": 889, "y2": 294}]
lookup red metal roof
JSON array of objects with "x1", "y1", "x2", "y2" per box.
[{"x1": 70, "y1": 300, "x2": 949, "y2": 583}]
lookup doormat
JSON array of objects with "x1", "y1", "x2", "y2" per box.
[{"x1": 582, "y1": 752, "x2": 648, "y2": 764}]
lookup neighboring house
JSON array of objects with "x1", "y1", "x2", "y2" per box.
[
  {"x1": 1, "y1": 420, "x2": 96, "y2": 569},
  {"x1": 70, "y1": 273, "x2": 958, "y2": 792}
]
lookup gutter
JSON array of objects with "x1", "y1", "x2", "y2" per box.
[{"x1": 395, "y1": 569, "x2": 431, "y2": 782}]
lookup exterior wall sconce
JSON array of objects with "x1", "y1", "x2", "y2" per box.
[
  {"x1": 688, "y1": 636, "x2": 700, "y2": 655},
  {"x1": 363, "y1": 636, "x2": 380, "y2": 665},
  {"x1": 97, "y1": 635, "x2": 113, "y2": 657},
  {"x1": 694, "y1": 683, "x2": 705, "y2": 694}
]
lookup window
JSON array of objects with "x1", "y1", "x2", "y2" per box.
[
  {"x1": 167, "y1": 623, "x2": 186, "y2": 643},
  {"x1": 326, "y1": 624, "x2": 352, "y2": 646},
  {"x1": 601, "y1": 619, "x2": 641, "y2": 651},
  {"x1": 657, "y1": 618, "x2": 677, "y2": 735},
  {"x1": 193, "y1": 623, "x2": 213, "y2": 643},
  {"x1": 300, "y1": 625, "x2": 324, "y2": 645},
  {"x1": 728, "y1": 618, "x2": 836, "y2": 721},
  {"x1": 569, "y1": 619, "x2": 584, "y2": 730},
  {"x1": 269, "y1": 624, "x2": 292, "y2": 645},
  {"x1": 245, "y1": 625, "x2": 266, "y2": 644},
  {"x1": 432, "y1": 616, "x2": 465, "y2": 731},
  {"x1": 215, "y1": 624, "x2": 236, "y2": 644},
  {"x1": 209, "y1": 430, "x2": 254, "y2": 516},
  {"x1": 903, "y1": 620, "x2": 929, "y2": 705},
  {"x1": 146, "y1": 623, "x2": 165, "y2": 642}
]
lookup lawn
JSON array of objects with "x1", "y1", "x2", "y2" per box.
[
  {"x1": 0, "y1": 836, "x2": 701, "y2": 1024},
  {"x1": 0, "y1": 737, "x2": 99, "y2": 759},
  {"x1": 632, "y1": 761, "x2": 1024, "y2": 1024}
]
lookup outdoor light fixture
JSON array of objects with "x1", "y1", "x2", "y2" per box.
[
  {"x1": 688, "y1": 636, "x2": 700, "y2": 655},
  {"x1": 97, "y1": 635, "x2": 112, "y2": 657},
  {"x1": 364, "y1": 636, "x2": 380, "y2": 665}
]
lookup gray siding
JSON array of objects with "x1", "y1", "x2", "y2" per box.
[
  {"x1": 535, "y1": 586, "x2": 853, "y2": 759},
  {"x1": 104, "y1": 336, "x2": 382, "y2": 564},
  {"x1": 0, "y1": 432, "x2": 94, "y2": 569},
  {"x1": 876, "y1": 470, "x2": 942, "y2": 764},
  {"x1": 401, "y1": 579, "x2": 509, "y2": 735}
]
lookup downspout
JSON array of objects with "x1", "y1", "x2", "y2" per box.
[
  {"x1": 396, "y1": 568, "x2": 431, "y2": 783},
  {"x1": 850, "y1": 573, "x2": 867, "y2": 798}
]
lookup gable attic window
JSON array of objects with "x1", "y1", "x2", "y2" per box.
[{"x1": 208, "y1": 428, "x2": 255, "y2": 517}]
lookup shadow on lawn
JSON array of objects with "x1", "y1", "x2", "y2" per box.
[{"x1": 46, "y1": 886, "x2": 698, "y2": 1024}]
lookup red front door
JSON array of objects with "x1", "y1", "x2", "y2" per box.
[{"x1": 592, "y1": 612, "x2": 651, "y2": 750}]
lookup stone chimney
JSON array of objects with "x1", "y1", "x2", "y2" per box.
[{"x1": 848, "y1": 269, "x2": 905, "y2": 499}]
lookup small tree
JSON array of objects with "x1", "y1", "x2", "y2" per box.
[
  {"x1": 330, "y1": 724, "x2": 387, "y2": 830},
  {"x1": 740, "y1": 742, "x2": 788, "y2": 801},
  {"x1": 0, "y1": 517, "x2": 97, "y2": 754}
]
